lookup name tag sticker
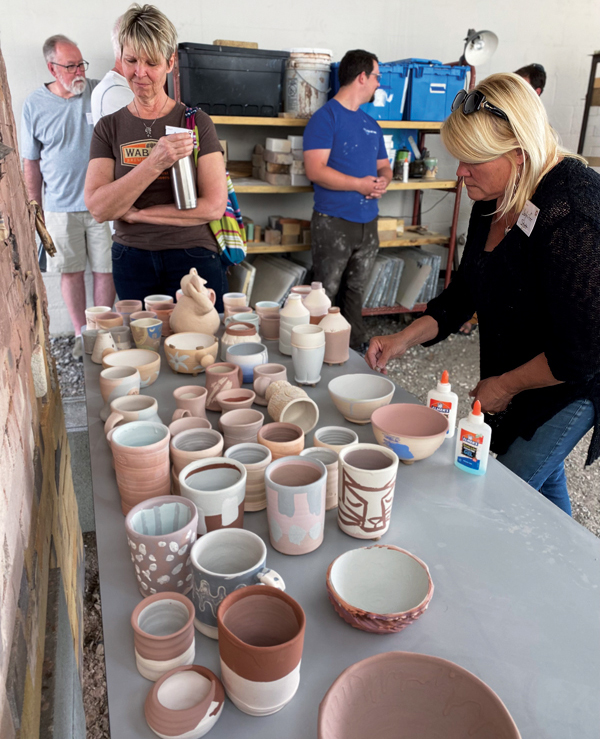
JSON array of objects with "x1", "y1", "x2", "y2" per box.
[
  {"x1": 516, "y1": 200, "x2": 540, "y2": 236},
  {"x1": 86, "y1": 112, "x2": 93, "y2": 125}
]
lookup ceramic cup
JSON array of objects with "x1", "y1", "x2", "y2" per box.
[
  {"x1": 109, "y1": 325, "x2": 132, "y2": 350},
  {"x1": 253, "y1": 363, "x2": 287, "y2": 406},
  {"x1": 220, "y1": 322, "x2": 260, "y2": 362},
  {"x1": 151, "y1": 301, "x2": 176, "y2": 338},
  {"x1": 170, "y1": 429, "x2": 224, "y2": 477},
  {"x1": 82, "y1": 328, "x2": 99, "y2": 354},
  {"x1": 219, "y1": 409, "x2": 264, "y2": 450},
  {"x1": 254, "y1": 300, "x2": 280, "y2": 317},
  {"x1": 85, "y1": 305, "x2": 112, "y2": 330},
  {"x1": 337, "y1": 443, "x2": 399, "y2": 540},
  {"x1": 115, "y1": 299, "x2": 143, "y2": 327},
  {"x1": 226, "y1": 312, "x2": 260, "y2": 333},
  {"x1": 258, "y1": 422, "x2": 305, "y2": 461},
  {"x1": 145, "y1": 294, "x2": 174, "y2": 312},
  {"x1": 125, "y1": 496, "x2": 198, "y2": 598},
  {"x1": 215, "y1": 388, "x2": 256, "y2": 413},
  {"x1": 313, "y1": 426, "x2": 359, "y2": 453},
  {"x1": 291, "y1": 332, "x2": 325, "y2": 386},
  {"x1": 265, "y1": 456, "x2": 327, "y2": 555},
  {"x1": 205, "y1": 363, "x2": 243, "y2": 412},
  {"x1": 217, "y1": 586, "x2": 306, "y2": 716},
  {"x1": 265, "y1": 381, "x2": 319, "y2": 434},
  {"x1": 99, "y1": 365, "x2": 141, "y2": 422},
  {"x1": 224, "y1": 443, "x2": 272, "y2": 512},
  {"x1": 179, "y1": 457, "x2": 247, "y2": 535},
  {"x1": 104, "y1": 395, "x2": 162, "y2": 434},
  {"x1": 145, "y1": 665, "x2": 225, "y2": 739},
  {"x1": 259, "y1": 314, "x2": 280, "y2": 341},
  {"x1": 131, "y1": 317, "x2": 163, "y2": 352},
  {"x1": 225, "y1": 342, "x2": 269, "y2": 385},
  {"x1": 168, "y1": 417, "x2": 212, "y2": 438},
  {"x1": 96, "y1": 311, "x2": 124, "y2": 331},
  {"x1": 130, "y1": 310, "x2": 158, "y2": 323},
  {"x1": 173, "y1": 386, "x2": 207, "y2": 420},
  {"x1": 131, "y1": 592, "x2": 196, "y2": 681},
  {"x1": 91, "y1": 329, "x2": 117, "y2": 364},
  {"x1": 300, "y1": 447, "x2": 339, "y2": 510},
  {"x1": 190, "y1": 528, "x2": 285, "y2": 639}
]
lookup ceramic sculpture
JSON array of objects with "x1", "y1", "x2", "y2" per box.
[{"x1": 170, "y1": 268, "x2": 220, "y2": 336}]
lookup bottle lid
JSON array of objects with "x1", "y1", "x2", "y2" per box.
[
  {"x1": 469, "y1": 399, "x2": 484, "y2": 424},
  {"x1": 436, "y1": 369, "x2": 451, "y2": 393},
  {"x1": 328, "y1": 307, "x2": 340, "y2": 314},
  {"x1": 441, "y1": 370, "x2": 449, "y2": 384},
  {"x1": 311, "y1": 281, "x2": 323, "y2": 290}
]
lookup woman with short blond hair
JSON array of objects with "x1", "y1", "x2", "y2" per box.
[{"x1": 366, "y1": 73, "x2": 600, "y2": 515}]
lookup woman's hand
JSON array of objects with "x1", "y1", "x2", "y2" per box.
[
  {"x1": 365, "y1": 335, "x2": 409, "y2": 373},
  {"x1": 149, "y1": 133, "x2": 194, "y2": 171},
  {"x1": 469, "y1": 376, "x2": 515, "y2": 414}
]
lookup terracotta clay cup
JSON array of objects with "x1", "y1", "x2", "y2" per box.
[
  {"x1": 179, "y1": 457, "x2": 247, "y2": 535},
  {"x1": 173, "y1": 385, "x2": 207, "y2": 420},
  {"x1": 318, "y1": 652, "x2": 521, "y2": 739},
  {"x1": 168, "y1": 417, "x2": 212, "y2": 438},
  {"x1": 144, "y1": 294, "x2": 174, "y2": 312},
  {"x1": 82, "y1": 328, "x2": 99, "y2": 354},
  {"x1": 85, "y1": 305, "x2": 111, "y2": 330},
  {"x1": 253, "y1": 363, "x2": 287, "y2": 407},
  {"x1": 109, "y1": 325, "x2": 132, "y2": 351},
  {"x1": 145, "y1": 665, "x2": 225, "y2": 739},
  {"x1": 131, "y1": 592, "x2": 196, "y2": 681},
  {"x1": 300, "y1": 447, "x2": 339, "y2": 510},
  {"x1": 102, "y1": 348, "x2": 161, "y2": 387},
  {"x1": 259, "y1": 314, "x2": 280, "y2": 341},
  {"x1": 91, "y1": 329, "x2": 117, "y2": 364},
  {"x1": 325, "y1": 545, "x2": 434, "y2": 634},
  {"x1": 115, "y1": 299, "x2": 143, "y2": 327},
  {"x1": 258, "y1": 422, "x2": 305, "y2": 461},
  {"x1": 125, "y1": 496, "x2": 198, "y2": 599},
  {"x1": 152, "y1": 301, "x2": 176, "y2": 338},
  {"x1": 99, "y1": 365, "x2": 140, "y2": 422},
  {"x1": 131, "y1": 317, "x2": 163, "y2": 351},
  {"x1": 215, "y1": 388, "x2": 256, "y2": 413},
  {"x1": 217, "y1": 585, "x2": 306, "y2": 716},
  {"x1": 265, "y1": 381, "x2": 319, "y2": 433},
  {"x1": 164, "y1": 332, "x2": 219, "y2": 375},
  {"x1": 371, "y1": 403, "x2": 449, "y2": 464},
  {"x1": 104, "y1": 394, "x2": 161, "y2": 435},
  {"x1": 107, "y1": 422, "x2": 171, "y2": 515},
  {"x1": 328, "y1": 373, "x2": 395, "y2": 425},
  {"x1": 190, "y1": 528, "x2": 285, "y2": 639},
  {"x1": 204, "y1": 362, "x2": 243, "y2": 412},
  {"x1": 313, "y1": 426, "x2": 359, "y2": 453},
  {"x1": 96, "y1": 311, "x2": 124, "y2": 330},
  {"x1": 265, "y1": 456, "x2": 327, "y2": 555},
  {"x1": 224, "y1": 443, "x2": 272, "y2": 512},
  {"x1": 338, "y1": 443, "x2": 399, "y2": 540},
  {"x1": 130, "y1": 310, "x2": 158, "y2": 323},
  {"x1": 170, "y1": 429, "x2": 224, "y2": 476},
  {"x1": 219, "y1": 408, "x2": 264, "y2": 450}
]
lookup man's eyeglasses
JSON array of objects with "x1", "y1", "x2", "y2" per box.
[
  {"x1": 451, "y1": 89, "x2": 509, "y2": 123},
  {"x1": 369, "y1": 72, "x2": 382, "y2": 81},
  {"x1": 51, "y1": 61, "x2": 89, "y2": 74}
]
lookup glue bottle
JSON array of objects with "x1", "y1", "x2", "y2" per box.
[
  {"x1": 427, "y1": 370, "x2": 458, "y2": 437},
  {"x1": 454, "y1": 400, "x2": 492, "y2": 475}
]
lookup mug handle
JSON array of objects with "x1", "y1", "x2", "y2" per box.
[
  {"x1": 234, "y1": 365, "x2": 243, "y2": 386},
  {"x1": 254, "y1": 376, "x2": 271, "y2": 397},
  {"x1": 256, "y1": 568, "x2": 285, "y2": 591},
  {"x1": 104, "y1": 412, "x2": 125, "y2": 435},
  {"x1": 172, "y1": 408, "x2": 192, "y2": 421}
]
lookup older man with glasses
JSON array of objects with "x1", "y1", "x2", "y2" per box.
[{"x1": 21, "y1": 35, "x2": 115, "y2": 359}]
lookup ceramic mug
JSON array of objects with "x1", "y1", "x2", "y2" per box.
[
  {"x1": 179, "y1": 456, "x2": 247, "y2": 535},
  {"x1": 225, "y1": 342, "x2": 269, "y2": 385},
  {"x1": 85, "y1": 305, "x2": 111, "y2": 330},
  {"x1": 131, "y1": 317, "x2": 163, "y2": 351},
  {"x1": 190, "y1": 528, "x2": 285, "y2": 639},
  {"x1": 217, "y1": 586, "x2": 306, "y2": 716},
  {"x1": 253, "y1": 363, "x2": 287, "y2": 406},
  {"x1": 205, "y1": 363, "x2": 244, "y2": 412},
  {"x1": 104, "y1": 395, "x2": 161, "y2": 434},
  {"x1": 99, "y1": 365, "x2": 141, "y2": 422},
  {"x1": 173, "y1": 385, "x2": 208, "y2": 420}
]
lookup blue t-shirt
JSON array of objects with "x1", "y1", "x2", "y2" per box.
[
  {"x1": 303, "y1": 99, "x2": 388, "y2": 223},
  {"x1": 21, "y1": 79, "x2": 98, "y2": 212}
]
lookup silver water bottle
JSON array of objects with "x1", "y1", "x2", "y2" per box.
[{"x1": 170, "y1": 155, "x2": 197, "y2": 210}]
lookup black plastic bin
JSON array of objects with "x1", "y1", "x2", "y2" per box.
[{"x1": 176, "y1": 43, "x2": 290, "y2": 117}]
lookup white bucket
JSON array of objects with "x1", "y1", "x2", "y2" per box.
[{"x1": 284, "y1": 48, "x2": 332, "y2": 119}]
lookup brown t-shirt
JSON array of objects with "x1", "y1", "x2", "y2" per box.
[{"x1": 90, "y1": 102, "x2": 223, "y2": 251}]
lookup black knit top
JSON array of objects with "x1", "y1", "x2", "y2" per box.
[{"x1": 424, "y1": 157, "x2": 600, "y2": 464}]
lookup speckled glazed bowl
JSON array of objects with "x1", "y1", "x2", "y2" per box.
[
  {"x1": 328, "y1": 373, "x2": 395, "y2": 424},
  {"x1": 318, "y1": 652, "x2": 521, "y2": 739},
  {"x1": 371, "y1": 403, "x2": 448, "y2": 464},
  {"x1": 326, "y1": 545, "x2": 433, "y2": 633}
]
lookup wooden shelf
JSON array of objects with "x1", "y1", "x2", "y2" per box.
[
  {"x1": 211, "y1": 116, "x2": 443, "y2": 130},
  {"x1": 233, "y1": 177, "x2": 457, "y2": 194},
  {"x1": 362, "y1": 303, "x2": 428, "y2": 316},
  {"x1": 247, "y1": 243, "x2": 310, "y2": 254},
  {"x1": 246, "y1": 230, "x2": 448, "y2": 254},
  {"x1": 387, "y1": 179, "x2": 457, "y2": 191}
]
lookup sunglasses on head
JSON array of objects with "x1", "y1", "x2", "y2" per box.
[{"x1": 451, "y1": 89, "x2": 509, "y2": 123}]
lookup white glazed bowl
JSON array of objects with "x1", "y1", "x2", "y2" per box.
[{"x1": 328, "y1": 373, "x2": 395, "y2": 424}]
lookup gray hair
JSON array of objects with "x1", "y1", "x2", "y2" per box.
[
  {"x1": 43, "y1": 34, "x2": 76, "y2": 63},
  {"x1": 111, "y1": 16, "x2": 124, "y2": 60},
  {"x1": 119, "y1": 4, "x2": 177, "y2": 64}
]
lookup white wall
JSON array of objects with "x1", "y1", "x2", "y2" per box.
[{"x1": 2, "y1": 0, "x2": 598, "y2": 332}]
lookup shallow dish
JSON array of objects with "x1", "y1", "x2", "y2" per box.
[
  {"x1": 328, "y1": 373, "x2": 395, "y2": 424},
  {"x1": 102, "y1": 348, "x2": 161, "y2": 388},
  {"x1": 371, "y1": 402, "x2": 448, "y2": 464},
  {"x1": 318, "y1": 651, "x2": 521, "y2": 739},
  {"x1": 326, "y1": 545, "x2": 433, "y2": 633},
  {"x1": 164, "y1": 332, "x2": 218, "y2": 375}
]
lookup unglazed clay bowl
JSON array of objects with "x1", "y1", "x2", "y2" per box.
[
  {"x1": 318, "y1": 651, "x2": 521, "y2": 739},
  {"x1": 326, "y1": 545, "x2": 433, "y2": 633},
  {"x1": 215, "y1": 388, "x2": 256, "y2": 412},
  {"x1": 102, "y1": 348, "x2": 161, "y2": 388},
  {"x1": 328, "y1": 373, "x2": 395, "y2": 424},
  {"x1": 164, "y1": 333, "x2": 219, "y2": 375},
  {"x1": 371, "y1": 402, "x2": 449, "y2": 464}
]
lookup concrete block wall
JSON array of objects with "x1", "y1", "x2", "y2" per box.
[{"x1": 0, "y1": 49, "x2": 84, "y2": 738}]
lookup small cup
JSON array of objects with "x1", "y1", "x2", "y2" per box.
[
  {"x1": 225, "y1": 342, "x2": 269, "y2": 384},
  {"x1": 170, "y1": 428, "x2": 224, "y2": 476},
  {"x1": 219, "y1": 408, "x2": 264, "y2": 450},
  {"x1": 300, "y1": 447, "x2": 339, "y2": 510},
  {"x1": 99, "y1": 365, "x2": 141, "y2": 422},
  {"x1": 130, "y1": 310, "x2": 158, "y2": 323},
  {"x1": 131, "y1": 317, "x2": 163, "y2": 351},
  {"x1": 215, "y1": 388, "x2": 256, "y2": 412},
  {"x1": 145, "y1": 294, "x2": 174, "y2": 312},
  {"x1": 168, "y1": 416, "x2": 212, "y2": 438},
  {"x1": 260, "y1": 314, "x2": 280, "y2": 341},
  {"x1": 253, "y1": 363, "x2": 287, "y2": 406},
  {"x1": 82, "y1": 328, "x2": 99, "y2": 354},
  {"x1": 224, "y1": 443, "x2": 272, "y2": 512},
  {"x1": 173, "y1": 385, "x2": 208, "y2": 420},
  {"x1": 85, "y1": 305, "x2": 112, "y2": 330},
  {"x1": 109, "y1": 325, "x2": 132, "y2": 350},
  {"x1": 313, "y1": 426, "x2": 359, "y2": 453},
  {"x1": 96, "y1": 311, "x2": 124, "y2": 330},
  {"x1": 258, "y1": 422, "x2": 305, "y2": 460},
  {"x1": 115, "y1": 299, "x2": 143, "y2": 327},
  {"x1": 104, "y1": 395, "x2": 161, "y2": 434}
]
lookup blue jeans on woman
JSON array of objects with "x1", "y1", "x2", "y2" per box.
[
  {"x1": 111, "y1": 243, "x2": 228, "y2": 313},
  {"x1": 496, "y1": 399, "x2": 595, "y2": 516}
]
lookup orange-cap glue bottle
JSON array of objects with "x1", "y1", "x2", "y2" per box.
[
  {"x1": 427, "y1": 370, "x2": 458, "y2": 438},
  {"x1": 454, "y1": 400, "x2": 492, "y2": 475}
]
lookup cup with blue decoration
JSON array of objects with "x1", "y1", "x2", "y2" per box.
[{"x1": 131, "y1": 317, "x2": 163, "y2": 351}]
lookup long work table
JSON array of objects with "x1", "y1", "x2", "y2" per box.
[{"x1": 83, "y1": 341, "x2": 600, "y2": 739}]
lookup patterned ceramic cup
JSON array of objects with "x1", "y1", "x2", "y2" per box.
[
  {"x1": 99, "y1": 365, "x2": 140, "y2": 422},
  {"x1": 190, "y1": 528, "x2": 285, "y2": 639},
  {"x1": 131, "y1": 317, "x2": 163, "y2": 351}
]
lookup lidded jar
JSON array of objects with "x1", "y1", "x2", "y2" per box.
[
  {"x1": 303, "y1": 282, "x2": 332, "y2": 325},
  {"x1": 319, "y1": 307, "x2": 351, "y2": 365},
  {"x1": 220, "y1": 321, "x2": 259, "y2": 361},
  {"x1": 279, "y1": 294, "x2": 309, "y2": 356}
]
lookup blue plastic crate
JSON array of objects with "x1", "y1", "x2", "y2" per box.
[
  {"x1": 395, "y1": 58, "x2": 468, "y2": 121},
  {"x1": 329, "y1": 61, "x2": 411, "y2": 121}
]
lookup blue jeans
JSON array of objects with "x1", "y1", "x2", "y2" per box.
[
  {"x1": 496, "y1": 399, "x2": 595, "y2": 516},
  {"x1": 111, "y1": 243, "x2": 228, "y2": 313}
]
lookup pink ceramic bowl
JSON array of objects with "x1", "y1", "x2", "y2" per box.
[
  {"x1": 318, "y1": 651, "x2": 521, "y2": 739},
  {"x1": 371, "y1": 403, "x2": 449, "y2": 464},
  {"x1": 325, "y1": 545, "x2": 433, "y2": 634}
]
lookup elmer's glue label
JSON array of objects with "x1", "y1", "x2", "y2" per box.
[
  {"x1": 454, "y1": 400, "x2": 492, "y2": 475},
  {"x1": 427, "y1": 370, "x2": 458, "y2": 438}
]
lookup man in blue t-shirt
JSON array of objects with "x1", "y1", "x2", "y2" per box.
[{"x1": 304, "y1": 49, "x2": 392, "y2": 351}]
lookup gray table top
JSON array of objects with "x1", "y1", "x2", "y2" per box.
[{"x1": 83, "y1": 340, "x2": 600, "y2": 739}]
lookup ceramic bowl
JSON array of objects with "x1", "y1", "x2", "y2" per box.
[
  {"x1": 102, "y1": 348, "x2": 161, "y2": 387},
  {"x1": 215, "y1": 388, "x2": 256, "y2": 412},
  {"x1": 318, "y1": 652, "x2": 521, "y2": 739},
  {"x1": 371, "y1": 403, "x2": 449, "y2": 464},
  {"x1": 326, "y1": 545, "x2": 433, "y2": 634},
  {"x1": 328, "y1": 373, "x2": 395, "y2": 425},
  {"x1": 164, "y1": 333, "x2": 219, "y2": 375}
]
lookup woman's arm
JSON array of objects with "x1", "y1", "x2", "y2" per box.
[{"x1": 365, "y1": 315, "x2": 440, "y2": 372}]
